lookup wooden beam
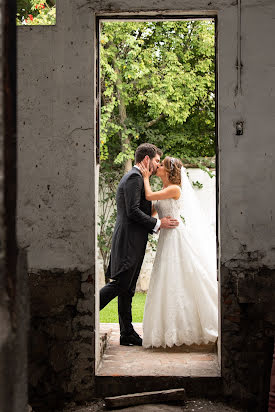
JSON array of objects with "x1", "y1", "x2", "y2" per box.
[{"x1": 104, "y1": 388, "x2": 186, "y2": 409}]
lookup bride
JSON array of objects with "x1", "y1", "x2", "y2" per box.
[{"x1": 138, "y1": 156, "x2": 218, "y2": 348}]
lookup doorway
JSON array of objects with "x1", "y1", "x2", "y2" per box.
[{"x1": 95, "y1": 14, "x2": 220, "y2": 382}]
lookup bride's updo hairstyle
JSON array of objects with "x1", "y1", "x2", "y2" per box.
[{"x1": 163, "y1": 156, "x2": 183, "y2": 185}]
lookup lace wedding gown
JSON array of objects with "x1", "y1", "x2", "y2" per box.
[{"x1": 142, "y1": 189, "x2": 218, "y2": 348}]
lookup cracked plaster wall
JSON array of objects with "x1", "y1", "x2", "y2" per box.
[{"x1": 17, "y1": 0, "x2": 275, "y2": 410}]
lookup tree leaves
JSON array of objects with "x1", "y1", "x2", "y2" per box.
[{"x1": 100, "y1": 20, "x2": 215, "y2": 168}]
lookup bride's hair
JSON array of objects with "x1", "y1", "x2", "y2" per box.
[{"x1": 163, "y1": 156, "x2": 183, "y2": 185}]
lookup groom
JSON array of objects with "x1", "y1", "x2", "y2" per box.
[{"x1": 100, "y1": 143, "x2": 179, "y2": 346}]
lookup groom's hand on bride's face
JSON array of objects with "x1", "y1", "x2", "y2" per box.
[
  {"x1": 143, "y1": 156, "x2": 152, "y2": 173},
  {"x1": 143, "y1": 156, "x2": 149, "y2": 167},
  {"x1": 160, "y1": 216, "x2": 179, "y2": 229},
  {"x1": 139, "y1": 158, "x2": 152, "y2": 177}
]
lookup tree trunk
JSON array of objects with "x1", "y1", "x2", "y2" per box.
[{"x1": 114, "y1": 63, "x2": 132, "y2": 174}]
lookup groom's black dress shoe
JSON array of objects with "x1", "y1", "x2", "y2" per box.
[{"x1": 120, "y1": 332, "x2": 142, "y2": 346}]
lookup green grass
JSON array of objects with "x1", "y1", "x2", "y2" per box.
[{"x1": 100, "y1": 292, "x2": 147, "y2": 323}]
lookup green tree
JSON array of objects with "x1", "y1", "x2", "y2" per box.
[
  {"x1": 98, "y1": 21, "x2": 216, "y2": 281},
  {"x1": 100, "y1": 20, "x2": 215, "y2": 170}
]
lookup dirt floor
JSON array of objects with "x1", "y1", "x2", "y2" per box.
[{"x1": 60, "y1": 398, "x2": 245, "y2": 412}]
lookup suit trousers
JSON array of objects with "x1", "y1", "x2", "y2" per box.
[{"x1": 100, "y1": 259, "x2": 143, "y2": 336}]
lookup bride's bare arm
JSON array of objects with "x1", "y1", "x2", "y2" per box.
[{"x1": 143, "y1": 178, "x2": 180, "y2": 201}]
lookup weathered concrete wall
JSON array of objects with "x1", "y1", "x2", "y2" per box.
[
  {"x1": 17, "y1": 10, "x2": 96, "y2": 272},
  {"x1": 17, "y1": 0, "x2": 275, "y2": 410},
  {"x1": 219, "y1": 1, "x2": 275, "y2": 409},
  {"x1": 17, "y1": 2, "x2": 97, "y2": 408}
]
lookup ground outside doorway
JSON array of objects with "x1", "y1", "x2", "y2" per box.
[
  {"x1": 60, "y1": 399, "x2": 244, "y2": 412},
  {"x1": 97, "y1": 323, "x2": 219, "y2": 377}
]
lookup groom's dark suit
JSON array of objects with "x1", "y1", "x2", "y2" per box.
[{"x1": 100, "y1": 166, "x2": 157, "y2": 336}]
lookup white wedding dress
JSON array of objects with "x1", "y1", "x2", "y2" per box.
[{"x1": 142, "y1": 177, "x2": 218, "y2": 348}]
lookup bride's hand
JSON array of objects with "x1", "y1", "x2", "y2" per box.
[{"x1": 138, "y1": 159, "x2": 151, "y2": 179}]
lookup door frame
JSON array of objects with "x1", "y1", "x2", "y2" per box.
[{"x1": 95, "y1": 12, "x2": 221, "y2": 375}]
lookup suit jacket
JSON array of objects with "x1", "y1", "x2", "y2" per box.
[{"x1": 108, "y1": 167, "x2": 157, "y2": 278}]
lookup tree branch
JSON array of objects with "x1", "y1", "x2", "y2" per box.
[{"x1": 145, "y1": 113, "x2": 166, "y2": 128}]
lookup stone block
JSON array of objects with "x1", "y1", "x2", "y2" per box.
[
  {"x1": 50, "y1": 321, "x2": 72, "y2": 340},
  {"x1": 72, "y1": 314, "x2": 94, "y2": 330},
  {"x1": 78, "y1": 329, "x2": 94, "y2": 339},
  {"x1": 71, "y1": 342, "x2": 93, "y2": 358},
  {"x1": 81, "y1": 282, "x2": 94, "y2": 297},
  {"x1": 49, "y1": 343, "x2": 70, "y2": 373},
  {"x1": 29, "y1": 272, "x2": 81, "y2": 316},
  {"x1": 81, "y1": 270, "x2": 92, "y2": 282},
  {"x1": 237, "y1": 270, "x2": 275, "y2": 304},
  {"x1": 77, "y1": 298, "x2": 93, "y2": 313}
]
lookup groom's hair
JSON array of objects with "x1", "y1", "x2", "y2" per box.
[{"x1": 135, "y1": 143, "x2": 162, "y2": 163}]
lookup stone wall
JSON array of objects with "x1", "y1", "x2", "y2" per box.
[
  {"x1": 29, "y1": 269, "x2": 95, "y2": 410},
  {"x1": 16, "y1": 0, "x2": 275, "y2": 411},
  {"x1": 221, "y1": 264, "x2": 275, "y2": 409}
]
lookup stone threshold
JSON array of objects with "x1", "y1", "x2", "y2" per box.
[{"x1": 96, "y1": 323, "x2": 221, "y2": 398}]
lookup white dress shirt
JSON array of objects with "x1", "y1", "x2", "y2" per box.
[{"x1": 133, "y1": 165, "x2": 161, "y2": 233}]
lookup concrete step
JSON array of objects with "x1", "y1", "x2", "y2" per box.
[{"x1": 95, "y1": 375, "x2": 222, "y2": 398}]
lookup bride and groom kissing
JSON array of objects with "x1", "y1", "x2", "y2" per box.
[{"x1": 100, "y1": 143, "x2": 218, "y2": 348}]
